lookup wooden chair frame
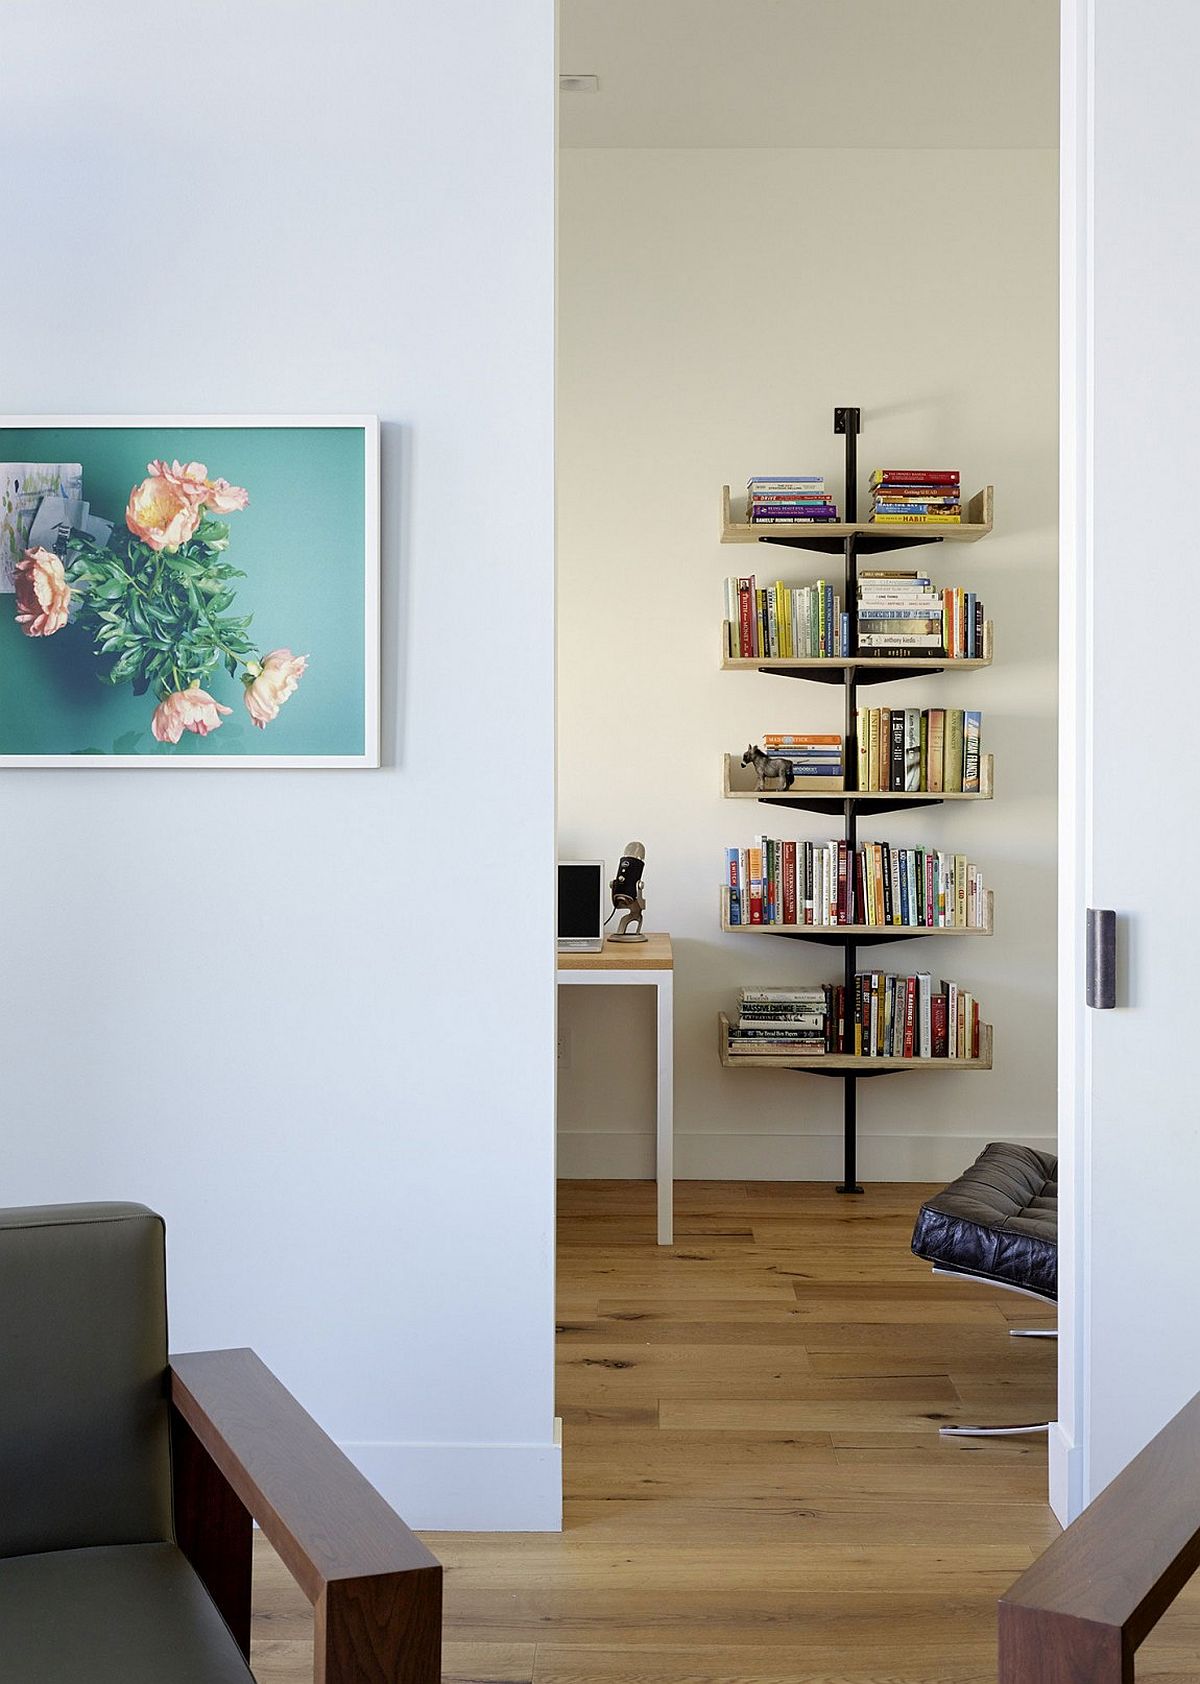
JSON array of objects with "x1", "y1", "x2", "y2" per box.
[
  {"x1": 169, "y1": 1348, "x2": 441, "y2": 1684},
  {"x1": 999, "y1": 1389, "x2": 1200, "y2": 1681}
]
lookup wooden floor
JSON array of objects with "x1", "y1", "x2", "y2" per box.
[
  {"x1": 247, "y1": 1178, "x2": 1200, "y2": 1680},
  {"x1": 249, "y1": 1179, "x2": 1073, "y2": 1682}
]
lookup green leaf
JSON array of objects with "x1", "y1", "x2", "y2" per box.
[{"x1": 108, "y1": 645, "x2": 143, "y2": 684}]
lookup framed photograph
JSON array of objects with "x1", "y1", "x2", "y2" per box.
[{"x1": 0, "y1": 415, "x2": 380, "y2": 767}]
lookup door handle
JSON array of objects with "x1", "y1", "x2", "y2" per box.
[{"x1": 1086, "y1": 908, "x2": 1116, "y2": 1009}]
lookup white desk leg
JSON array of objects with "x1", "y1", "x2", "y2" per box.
[{"x1": 656, "y1": 971, "x2": 674, "y2": 1245}]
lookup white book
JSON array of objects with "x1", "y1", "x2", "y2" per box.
[
  {"x1": 947, "y1": 982, "x2": 959, "y2": 1059},
  {"x1": 918, "y1": 973, "x2": 933, "y2": 1058},
  {"x1": 858, "y1": 634, "x2": 944, "y2": 648},
  {"x1": 890, "y1": 848, "x2": 903, "y2": 928}
]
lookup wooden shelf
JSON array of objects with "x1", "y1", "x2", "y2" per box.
[
  {"x1": 719, "y1": 1013, "x2": 993, "y2": 1072},
  {"x1": 722, "y1": 753, "x2": 994, "y2": 807},
  {"x1": 720, "y1": 620, "x2": 993, "y2": 684},
  {"x1": 719, "y1": 887, "x2": 994, "y2": 940},
  {"x1": 721, "y1": 484, "x2": 994, "y2": 546}
]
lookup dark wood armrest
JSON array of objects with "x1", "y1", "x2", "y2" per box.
[
  {"x1": 169, "y1": 1347, "x2": 441, "y2": 1684},
  {"x1": 999, "y1": 1389, "x2": 1200, "y2": 1682}
]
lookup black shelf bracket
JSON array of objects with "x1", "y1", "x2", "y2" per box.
[
  {"x1": 768, "y1": 929, "x2": 940, "y2": 948},
  {"x1": 753, "y1": 793, "x2": 945, "y2": 816},
  {"x1": 757, "y1": 661, "x2": 960, "y2": 688}
]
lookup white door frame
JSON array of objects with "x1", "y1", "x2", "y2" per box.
[{"x1": 1053, "y1": 0, "x2": 1092, "y2": 1528}]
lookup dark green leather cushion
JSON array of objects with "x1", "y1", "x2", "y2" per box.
[
  {"x1": 0, "y1": 1203, "x2": 173, "y2": 1557},
  {"x1": 0, "y1": 1543, "x2": 253, "y2": 1682}
]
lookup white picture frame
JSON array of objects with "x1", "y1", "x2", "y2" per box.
[{"x1": 0, "y1": 414, "x2": 380, "y2": 769}]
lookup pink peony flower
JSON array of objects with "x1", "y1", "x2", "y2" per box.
[
  {"x1": 149, "y1": 459, "x2": 211, "y2": 506},
  {"x1": 151, "y1": 685, "x2": 233, "y2": 744},
  {"x1": 244, "y1": 648, "x2": 308, "y2": 729},
  {"x1": 126, "y1": 470, "x2": 203, "y2": 551},
  {"x1": 127, "y1": 461, "x2": 248, "y2": 547},
  {"x1": 203, "y1": 477, "x2": 249, "y2": 513},
  {"x1": 14, "y1": 546, "x2": 72, "y2": 636}
]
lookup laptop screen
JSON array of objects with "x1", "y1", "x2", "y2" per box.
[{"x1": 558, "y1": 862, "x2": 603, "y2": 940}]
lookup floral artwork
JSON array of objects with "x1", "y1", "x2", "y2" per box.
[{"x1": 0, "y1": 420, "x2": 379, "y2": 766}]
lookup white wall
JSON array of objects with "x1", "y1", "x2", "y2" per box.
[
  {"x1": 558, "y1": 146, "x2": 1058, "y2": 1183},
  {"x1": 0, "y1": 0, "x2": 558, "y2": 1531},
  {"x1": 1056, "y1": 0, "x2": 1200, "y2": 1521}
]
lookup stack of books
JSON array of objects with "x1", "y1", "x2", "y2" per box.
[
  {"x1": 724, "y1": 575, "x2": 848, "y2": 659},
  {"x1": 724, "y1": 839, "x2": 988, "y2": 930},
  {"x1": 726, "y1": 986, "x2": 832, "y2": 1055},
  {"x1": 747, "y1": 476, "x2": 840, "y2": 525},
  {"x1": 856, "y1": 570, "x2": 985, "y2": 659},
  {"x1": 854, "y1": 706, "x2": 983, "y2": 793},
  {"x1": 869, "y1": 469, "x2": 963, "y2": 524},
  {"x1": 760, "y1": 733, "x2": 844, "y2": 788}
]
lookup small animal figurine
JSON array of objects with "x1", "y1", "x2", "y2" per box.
[{"x1": 742, "y1": 742, "x2": 795, "y2": 791}]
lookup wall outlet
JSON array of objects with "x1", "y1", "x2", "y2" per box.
[{"x1": 557, "y1": 1027, "x2": 572, "y2": 1070}]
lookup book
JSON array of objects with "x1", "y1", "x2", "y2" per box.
[
  {"x1": 889, "y1": 710, "x2": 905, "y2": 792},
  {"x1": 963, "y1": 711, "x2": 982, "y2": 793},
  {"x1": 748, "y1": 475, "x2": 825, "y2": 487},
  {"x1": 870, "y1": 469, "x2": 961, "y2": 486},
  {"x1": 926, "y1": 710, "x2": 945, "y2": 793},
  {"x1": 903, "y1": 709, "x2": 921, "y2": 791},
  {"x1": 763, "y1": 733, "x2": 842, "y2": 747},
  {"x1": 871, "y1": 512, "x2": 963, "y2": 525},
  {"x1": 723, "y1": 841, "x2": 989, "y2": 930},
  {"x1": 870, "y1": 502, "x2": 963, "y2": 517},
  {"x1": 943, "y1": 710, "x2": 965, "y2": 793}
]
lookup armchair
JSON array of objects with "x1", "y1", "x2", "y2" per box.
[{"x1": 0, "y1": 1201, "x2": 442, "y2": 1684}]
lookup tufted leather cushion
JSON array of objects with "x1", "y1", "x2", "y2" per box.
[
  {"x1": 0, "y1": 1203, "x2": 173, "y2": 1559},
  {"x1": 911, "y1": 1142, "x2": 1058, "y2": 1301}
]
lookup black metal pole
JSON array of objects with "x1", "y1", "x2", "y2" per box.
[
  {"x1": 839, "y1": 602, "x2": 864, "y2": 1195},
  {"x1": 836, "y1": 412, "x2": 865, "y2": 1195}
]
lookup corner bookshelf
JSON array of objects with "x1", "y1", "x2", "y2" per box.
[{"x1": 719, "y1": 406, "x2": 995, "y2": 1193}]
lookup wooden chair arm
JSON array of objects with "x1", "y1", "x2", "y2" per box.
[
  {"x1": 999, "y1": 1390, "x2": 1200, "y2": 1682},
  {"x1": 169, "y1": 1347, "x2": 441, "y2": 1684}
]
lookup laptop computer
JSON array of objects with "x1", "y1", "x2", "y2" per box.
[{"x1": 558, "y1": 860, "x2": 605, "y2": 953}]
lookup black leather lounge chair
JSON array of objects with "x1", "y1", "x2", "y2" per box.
[
  {"x1": 0, "y1": 1202, "x2": 442, "y2": 1684},
  {"x1": 911, "y1": 1142, "x2": 1058, "y2": 1437}
]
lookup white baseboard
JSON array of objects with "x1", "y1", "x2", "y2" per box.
[
  {"x1": 1048, "y1": 1419, "x2": 1082, "y2": 1527},
  {"x1": 341, "y1": 1430, "x2": 562, "y2": 1532},
  {"x1": 558, "y1": 1130, "x2": 1057, "y2": 1184}
]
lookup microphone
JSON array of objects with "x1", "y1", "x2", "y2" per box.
[{"x1": 609, "y1": 841, "x2": 648, "y2": 943}]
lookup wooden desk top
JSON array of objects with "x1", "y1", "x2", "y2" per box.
[{"x1": 558, "y1": 933, "x2": 673, "y2": 972}]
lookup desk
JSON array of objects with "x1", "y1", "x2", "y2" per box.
[{"x1": 557, "y1": 934, "x2": 674, "y2": 1244}]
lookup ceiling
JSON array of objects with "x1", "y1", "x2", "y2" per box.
[{"x1": 559, "y1": 0, "x2": 1058, "y2": 150}]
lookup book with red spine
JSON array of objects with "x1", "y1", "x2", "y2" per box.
[
  {"x1": 782, "y1": 840, "x2": 797, "y2": 926},
  {"x1": 870, "y1": 469, "x2": 961, "y2": 486},
  {"x1": 748, "y1": 845, "x2": 763, "y2": 925},
  {"x1": 738, "y1": 577, "x2": 755, "y2": 657},
  {"x1": 931, "y1": 992, "x2": 949, "y2": 1057},
  {"x1": 854, "y1": 849, "x2": 867, "y2": 926}
]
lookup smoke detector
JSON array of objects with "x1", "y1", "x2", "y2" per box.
[{"x1": 559, "y1": 74, "x2": 599, "y2": 93}]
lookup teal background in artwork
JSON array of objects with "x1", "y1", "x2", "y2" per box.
[{"x1": 0, "y1": 425, "x2": 367, "y2": 757}]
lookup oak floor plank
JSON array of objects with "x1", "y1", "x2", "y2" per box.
[{"x1": 250, "y1": 1180, "x2": 1069, "y2": 1684}]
